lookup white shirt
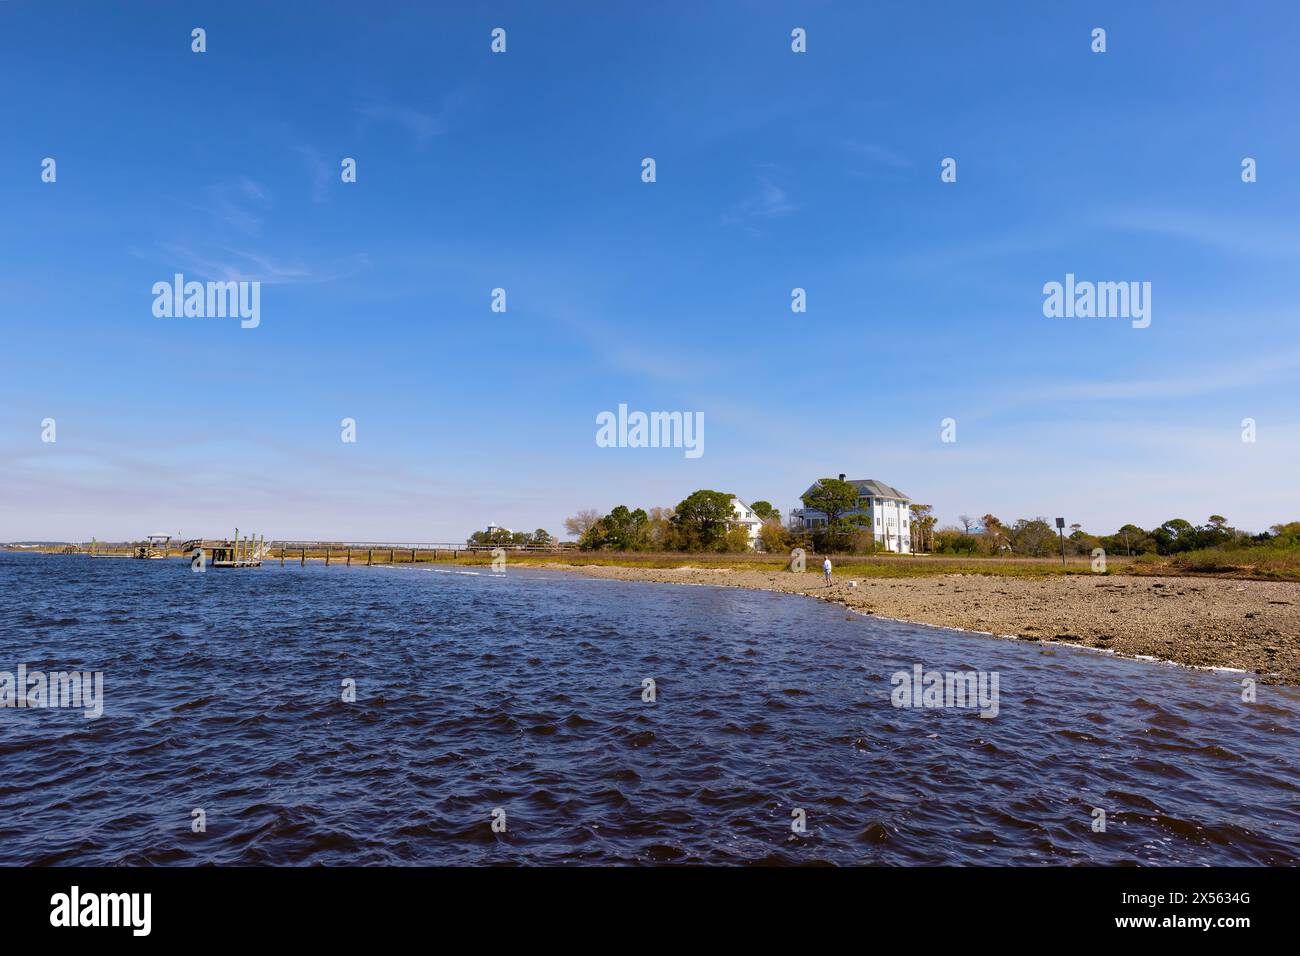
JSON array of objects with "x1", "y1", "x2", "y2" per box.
[{"x1": 822, "y1": 559, "x2": 832, "y2": 573}]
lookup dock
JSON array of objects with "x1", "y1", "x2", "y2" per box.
[
  {"x1": 265, "y1": 540, "x2": 569, "y2": 566},
  {"x1": 181, "y1": 529, "x2": 265, "y2": 568}
]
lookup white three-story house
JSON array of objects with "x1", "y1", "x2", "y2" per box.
[{"x1": 791, "y1": 475, "x2": 913, "y2": 552}]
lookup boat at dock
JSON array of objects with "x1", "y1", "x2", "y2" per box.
[
  {"x1": 133, "y1": 534, "x2": 172, "y2": 559},
  {"x1": 179, "y1": 530, "x2": 265, "y2": 568}
]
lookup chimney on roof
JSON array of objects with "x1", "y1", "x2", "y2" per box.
[{"x1": 838, "y1": 473, "x2": 846, "y2": 481}]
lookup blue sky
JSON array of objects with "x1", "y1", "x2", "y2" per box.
[{"x1": 2, "y1": 1, "x2": 1298, "y2": 542}]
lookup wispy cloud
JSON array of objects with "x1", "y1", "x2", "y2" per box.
[
  {"x1": 357, "y1": 103, "x2": 445, "y2": 147},
  {"x1": 1032, "y1": 346, "x2": 1300, "y2": 402},
  {"x1": 842, "y1": 139, "x2": 912, "y2": 175},
  {"x1": 295, "y1": 145, "x2": 334, "y2": 203},
  {"x1": 148, "y1": 243, "x2": 368, "y2": 285},
  {"x1": 1095, "y1": 208, "x2": 1300, "y2": 261},
  {"x1": 723, "y1": 166, "x2": 798, "y2": 231},
  {"x1": 177, "y1": 177, "x2": 269, "y2": 235}
]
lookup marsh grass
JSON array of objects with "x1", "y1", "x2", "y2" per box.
[
  {"x1": 1132, "y1": 545, "x2": 1300, "y2": 581},
  {"x1": 457, "y1": 551, "x2": 1112, "y2": 578}
]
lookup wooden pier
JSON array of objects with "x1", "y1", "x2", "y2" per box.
[
  {"x1": 66, "y1": 535, "x2": 571, "y2": 567},
  {"x1": 181, "y1": 529, "x2": 265, "y2": 568},
  {"x1": 266, "y1": 540, "x2": 570, "y2": 566}
]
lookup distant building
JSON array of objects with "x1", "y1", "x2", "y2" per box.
[
  {"x1": 729, "y1": 497, "x2": 765, "y2": 550},
  {"x1": 791, "y1": 475, "x2": 913, "y2": 553}
]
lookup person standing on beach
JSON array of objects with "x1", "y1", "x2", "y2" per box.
[{"x1": 823, "y1": 556, "x2": 833, "y2": 586}]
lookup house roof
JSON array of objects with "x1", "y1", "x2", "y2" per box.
[{"x1": 801, "y1": 478, "x2": 911, "y2": 501}]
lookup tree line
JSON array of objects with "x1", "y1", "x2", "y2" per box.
[
  {"x1": 563, "y1": 480, "x2": 931, "y2": 554},
  {"x1": 466, "y1": 528, "x2": 553, "y2": 547},
  {"x1": 563, "y1": 490, "x2": 783, "y2": 553},
  {"x1": 500, "y1": 475, "x2": 1300, "y2": 559},
  {"x1": 932, "y1": 515, "x2": 1300, "y2": 557}
]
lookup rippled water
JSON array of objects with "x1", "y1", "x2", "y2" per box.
[{"x1": 0, "y1": 552, "x2": 1296, "y2": 865}]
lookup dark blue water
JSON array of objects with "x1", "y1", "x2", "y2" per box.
[{"x1": 0, "y1": 552, "x2": 1296, "y2": 865}]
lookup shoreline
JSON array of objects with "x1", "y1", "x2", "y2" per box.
[{"x1": 539, "y1": 563, "x2": 1300, "y2": 686}]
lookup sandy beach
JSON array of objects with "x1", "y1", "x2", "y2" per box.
[{"x1": 546, "y1": 564, "x2": 1300, "y2": 685}]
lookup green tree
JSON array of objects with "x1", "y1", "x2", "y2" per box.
[
  {"x1": 647, "y1": 506, "x2": 676, "y2": 550},
  {"x1": 980, "y1": 514, "x2": 1007, "y2": 554},
  {"x1": 909, "y1": 503, "x2": 936, "y2": 552},
  {"x1": 672, "y1": 490, "x2": 736, "y2": 550},
  {"x1": 934, "y1": 526, "x2": 980, "y2": 555},
  {"x1": 1101, "y1": 523, "x2": 1153, "y2": 556},
  {"x1": 1067, "y1": 526, "x2": 1101, "y2": 556},
  {"x1": 758, "y1": 518, "x2": 788, "y2": 552},
  {"x1": 1153, "y1": 518, "x2": 1196, "y2": 554},
  {"x1": 722, "y1": 526, "x2": 752, "y2": 552},
  {"x1": 603, "y1": 505, "x2": 649, "y2": 550},
  {"x1": 1008, "y1": 517, "x2": 1057, "y2": 556},
  {"x1": 1198, "y1": 515, "x2": 1233, "y2": 548},
  {"x1": 801, "y1": 478, "x2": 860, "y2": 534},
  {"x1": 579, "y1": 505, "x2": 650, "y2": 550},
  {"x1": 467, "y1": 527, "x2": 515, "y2": 546},
  {"x1": 1269, "y1": 522, "x2": 1300, "y2": 546},
  {"x1": 750, "y1": 500, "x2": 781, "y2": 521}
]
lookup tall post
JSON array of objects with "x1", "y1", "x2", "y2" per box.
[
  {"x1": 1056, "y1": 517, "x2": 1066, "y2": 566},
  {"x1": 301, "y1": 547, "x2": 306, "y2": 567},
  {"x1": 367, "y1": 549, "x2": 373, "y2": 566}
]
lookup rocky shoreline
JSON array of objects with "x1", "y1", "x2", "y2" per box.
[{"x1": 544, "y1": 564, "x2": 1300, "y2": 685}]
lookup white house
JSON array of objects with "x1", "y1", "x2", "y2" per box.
[
  {"x1": 791, "y1": 475, "x2": 913, "y2": 553},
  {"x1": 730, "y1": 497, "x2": 766, "y2": 550}
]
